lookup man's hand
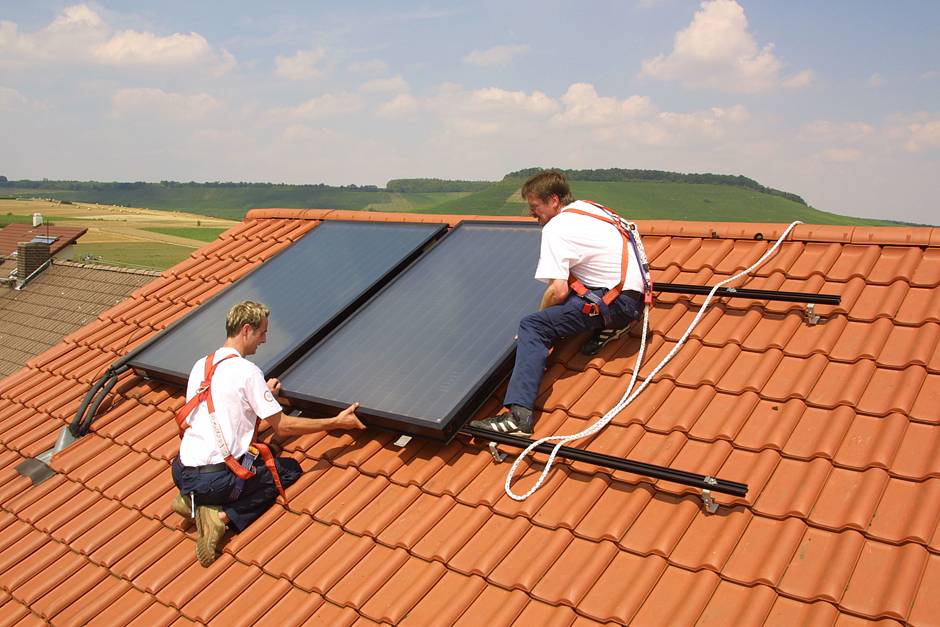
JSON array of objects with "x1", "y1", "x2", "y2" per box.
[
  {"x1": 267, "y1": 378, "x2": 282, "y2": 395},
  {"x1": 334, "y1": 402, "x2": 365, "y2": 430}
]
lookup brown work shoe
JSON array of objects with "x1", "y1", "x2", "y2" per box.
[
  {"x1": 171, "y1": 493, "x2": 190, "y2": 518},
  {"x1": 194, "y1": 505, "x2": 226, "y2": 567}
]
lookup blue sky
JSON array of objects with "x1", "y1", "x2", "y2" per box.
[{"x1": 1, "y1": 1, "x2": 937, "y2": 223}]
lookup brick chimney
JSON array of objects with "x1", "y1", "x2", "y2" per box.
[{"x1": 16, "y1": 241, "x2": 51, "y2": 287}]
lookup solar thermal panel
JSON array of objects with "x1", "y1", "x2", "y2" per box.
[
  {"x1": 128, "y1": 221, "x2": 445, "y2": 385},
  {"x1": 279, "y1": 221, "x2": 544, "y2": 441}
]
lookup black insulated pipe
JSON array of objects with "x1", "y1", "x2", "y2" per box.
[
  {"x1": 655, "y1": 282, "x2": 841, "y2": 306},
  {"x1": 462, "y1": 426, "x2": 749, "y2": 497},
  {"x1": 70, "y1": 362, "x2": 130, "y2": 437}
]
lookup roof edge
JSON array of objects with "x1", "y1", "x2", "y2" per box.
[{"x1": 244, "y1": 209, "x2": 939, "y2": 246}]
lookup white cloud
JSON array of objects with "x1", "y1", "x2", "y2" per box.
[
  {"x1": 111, "y1": 88, "x2": 222, "y2": 120},
  {"x1": 464, "y1": 44, "x2": 530, "y2": 67},
  {"x1": 641, "y1": 0, "x2": 811, "y2": 93},
  {"x1": 868, "y1": 73, "x2": 885, "y2": 88},
  {"x1": 550, "y1": 82, "x2": 747, "y2": 145},
  {"x1": 377, "y1": 93, "x2": 419, "y2": 117},
  {"x1": 275, "y1": 92, "x2": 363, "y2": 118},
  {"x1": 466, "y1": 87, "x2": 558, "y2": 115},
  {"x1": 359, "y1": 75, "x2": 408, "y2": 93},
  {"x1": 891, "y1": 113, "x2": 940, "y2": 153},
  {"x1": 783, "y1": 69, "x2": 815, "y2": 89},
  {"x1": 94, "y1": 30, "x2": 211, "y2": 66},
  {"x1": 275, "y1": 46, "x2": 327, "y2": 80},
  {"x1": 0, "y1": 4, "x2": 227, "y2": 72}
]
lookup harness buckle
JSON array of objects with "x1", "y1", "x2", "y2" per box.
[
  {"x1": 644, "y1": 290, "x2": 653, "y2": 306},
  {"x1": 581, "y1": 303, "x2": 600, "y2": 317}
]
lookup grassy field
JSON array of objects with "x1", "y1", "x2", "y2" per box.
[
  {"x1": 3, "y1": 186, "x2": 401, "y2": 220},
  {"x1": 0, "y1": 198, "x2": 237, "y2": 270},
  {"x1": 69, "y1": 241, "x2": 196, "y2": 269},
  {"x1": 1, "y1": 212, "x2": 46, "y2": 226},
  {"x1": 143, "y1": 227, "x2": 228, "y2": 242},
  {"x1": 414, "y1": 178, "x2": 898, "y2": 225}
]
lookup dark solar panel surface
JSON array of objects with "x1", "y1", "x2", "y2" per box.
[
  {"x1": 279, "y1": 222, "x2": 544, "y2": 441},
  {"x1": 128, "y1": 221, "x2": 444, "y2": 385}
]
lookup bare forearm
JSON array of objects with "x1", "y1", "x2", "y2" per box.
[
  {"x1": 540, "y1": 280, "x2": 569, "y2": 310},
  {"x1": 274, "y1": 413, "x2": 344, "y2": 436}
]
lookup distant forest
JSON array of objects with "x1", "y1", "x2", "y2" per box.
[{"x1": 505, "y1": 168, "x2": 807, "y2": 205}]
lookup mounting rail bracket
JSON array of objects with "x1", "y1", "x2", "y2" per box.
[
  {"x1": 488, "y1": 442, "x2": 506, "y2": 463},
  {"x1": 805, "y1": 303, "x2": 821, "y2": 326},
  {"x1": 700, "y1": 476, "x2": 719, "y2": 514}
]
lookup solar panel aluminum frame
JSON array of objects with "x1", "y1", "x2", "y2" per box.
[
  {"x1": 279, "y1": 220, "x2": 544, "y2": 443},
  {"x1": 126, "y1": 220, "x2": 447, "y2": 386}
]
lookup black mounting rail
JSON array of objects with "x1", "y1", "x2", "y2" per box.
[
  {"x1": 461, "y1": 426, "x2": 748, "y2": 497},
  {"x1": 656, "y1": 282, "x2": 840, "y2": 306}
]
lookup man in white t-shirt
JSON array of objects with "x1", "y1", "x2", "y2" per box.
[
  {"x1": 171, "y1": 301, "x2": 364, "y2": 566},
  {"x1": 470, "y1": 170, "x2": 644, "y2": 436}
]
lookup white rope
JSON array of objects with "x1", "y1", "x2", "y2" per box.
[{"x1": 504, "y1": 221, "x2": 804, "y2": 500}]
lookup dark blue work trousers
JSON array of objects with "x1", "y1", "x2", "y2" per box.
[
  {"x1": 171, "y1": 455, "x2": 301, "y2": 532},
  {"x1": 503, "y1": 290, "x2": 643, "y2": 412}
]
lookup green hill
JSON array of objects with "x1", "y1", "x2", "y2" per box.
[
  {"x1": 415, "y1": 177, "x2": 896, "y2": 226},
  {"x1": 0, "y1": 173, "x2": 899, "y2": 225}
]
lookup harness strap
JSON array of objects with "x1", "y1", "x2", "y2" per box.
[
  {"x1": 561, "y1": 205, "x2": 632, "y2": 322},
  {"x1": 175, "y1": 351, "x2": 238, "y2": 437},
  {"x1": 176, "y1": 351, "x2": 289, "y2": 504}
]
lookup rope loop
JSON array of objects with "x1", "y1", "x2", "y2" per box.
[{"x1": 504, "y1": 221, "x2": 804, "y2": 500}]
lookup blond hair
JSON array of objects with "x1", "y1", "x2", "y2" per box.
[{"x1": 225, "y1": 301, "x2": 270, "y2": 337}]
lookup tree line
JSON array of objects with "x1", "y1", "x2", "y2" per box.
[{"x1": 504, "y1": 167, "x2": 806, "y2": 205}]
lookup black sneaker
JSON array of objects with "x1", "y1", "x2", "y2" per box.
[
  {"x1": 581, "y1": 321, "x2": 637, "y2": 356},
  {"x1": 469, "y1": 406, "x2": 533, "y2": 437}
]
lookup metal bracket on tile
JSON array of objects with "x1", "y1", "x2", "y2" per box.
[
  {"x1": 805, "y1": 303, "x2": 821, "y2": 326},
  {"x1": 700, "y1": 476, "x2": 719, "y2": 514},
  {"x1": 392, "y1": 434, "x2": 412, "y2": 448},
  {"x1": 488, "y1": 442, "x2": 506, "y2": 463}
]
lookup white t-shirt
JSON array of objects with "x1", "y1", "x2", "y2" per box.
[
  {"x1": 534, "y1": 200, "x2": 645, "y2": 293},
  {"x1": 178, "y1": 347, "x2": 282, "y2": 466}
]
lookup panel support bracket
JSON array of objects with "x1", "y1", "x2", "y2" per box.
[{"x1": 700, "y1": 476, "x2": 719, "y2": 514}]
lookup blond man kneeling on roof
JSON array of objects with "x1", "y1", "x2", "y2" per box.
[
  {"x1": 171, "y1": 301, "x2": 364, "y2": 567},
  {"x1": 471, "y1": 170, "x2": 645, "y2": 437}
]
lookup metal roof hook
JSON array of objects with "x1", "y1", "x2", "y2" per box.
[
  {"x1": 700, "y1": 476, "x2": 719, "y2": 514},
  {"x1": 805, "y1": 302, "x2": 821, "y2": 326},
  {"x1": 488, "y1": 441, "x2": 506, "y2": 464}
]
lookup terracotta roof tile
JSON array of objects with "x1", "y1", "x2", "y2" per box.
[
  {"x1": 697, "y1": 580, "x2": 778, "y2": 626},
  {"x1": 577, "y1": 551, "x2": 667, "y2": 624},
  {"x1": 1, "y1": 213, "x2": 939, "y2": 624},
  {"x1": 763, "y1": 596, "x2": 840, "y2": 627},
  {"x1": 634, "y1": 565, "x2": 721, "y2": 626},
  {"x1": 909, "y1": 553, "x2": 940, "y2": 627},
  {"x1": 842, "y1": 540, "x2": 929, "y2": 621},
  {"x1": 778, "y1": 527, "x2": 866, "y2": 603},
  {"x1": 451, "y1": 584, "x2": 529, "y2": 626},
  {"x1": 358, "y1": 557, "x2": 446, "y2": 623},
  {"x1": 323, "y1": 543, "x2": 409, "y2": 610},
  {"x1": 892, "y1": 422, "x2": 940, "y2": 480}
]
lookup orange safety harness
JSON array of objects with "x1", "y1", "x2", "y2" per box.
[
  {"x1": 175, "y1": 351, "x2": 288, "y2": 503},
  {"x1": 561, "y1": 201, "x2": 653, "y2": 323}
]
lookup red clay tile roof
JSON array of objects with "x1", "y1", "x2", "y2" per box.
[
  {"x1": 0, "y1": 224, "x2": 87, "y2": 258},
  {"x1": 1, "y1": 208, "x2": 939, "y2": 625},
  {"x1": 0, "y1": 261, "x2": 158, "y2": 377}
]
